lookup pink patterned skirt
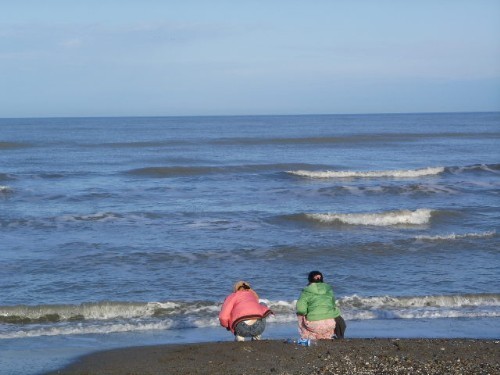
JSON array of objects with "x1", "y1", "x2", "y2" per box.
[{"x1": 297, "y1": 315, "x2": 336, "y2": 340}]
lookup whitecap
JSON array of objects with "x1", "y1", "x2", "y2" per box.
[
  {"x1": 287, "y1": 167, "x2": 445, "y2": 179},
  {"x1": 307, "y1": 208, "x2": 433, "y2": 226}
]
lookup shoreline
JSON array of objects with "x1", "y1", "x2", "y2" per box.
[{"x1": 47, "y1": 338, "x2": 499, "y2": 375}]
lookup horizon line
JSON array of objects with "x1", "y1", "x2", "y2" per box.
[{"x1": 1, "y1": 110, "x2": 499, "y2": 120}]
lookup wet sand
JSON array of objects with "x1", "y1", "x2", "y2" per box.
[{"x1": 48, "y1": 338, "x2": 499, "y2": 375}]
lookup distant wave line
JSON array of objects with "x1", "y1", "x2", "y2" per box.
[
  {"x1": 126, "y1": 163, "x2": 322, "y2": 178},
  {"x1": 91, "y1": 140, "x2": 192, "y2": 148},
  {"x1": 415, "y1": 230, "x2": 496, "y2": 241},
  {"x1": 210, "y1": 132, "x2": 500, "y2": 146},
  {"x1": 319, "y1": 184, "x2": 459, "y2": 196},
  {"x1": 0, "y1": 211, "x2": 163, "y2": 229},
  {"x1": 13, "y1": 131, "x2": 500, "y2": 150},
  {"x1": 0, "y1": 141, "x2": 31, "y2": 150},
  {"x1": 1, "y1": 211, "x2": 254, "y2": 231},
  {"x1": 0, "y1": 173, "x2": 15, "y2": 181}
]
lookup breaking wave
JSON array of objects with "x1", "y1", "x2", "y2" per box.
[
  {"x1": 0, "y1": 301, "x2": 214, "y2": 324},
  {"x1": 337, "y1": 294, "x2": 500, "y2": 320},
  {"x1": 339, "y1": 294, "x2": 500, "y2": 310},
  {"x1": 305, "y1": 209, "x2": 433, "y2": 226},
  {"x1": 1, "y1": 294, "x2": 498, "y2": 338},
  {"x1": 287, "y1": 163, "x2": 500, "y2": 180},
  {"x1": 288, "y1": 167, "x2": 445, "y2": 179}
]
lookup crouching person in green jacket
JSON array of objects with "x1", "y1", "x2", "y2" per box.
[{"x1": 296, "y1": 270, "x2": 346, "y2": 340}]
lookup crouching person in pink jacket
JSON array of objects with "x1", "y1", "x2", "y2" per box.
[{"x1": 219, "y1": 280, "x2": 273, "y2": 341}]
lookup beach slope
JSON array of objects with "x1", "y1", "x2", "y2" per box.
[{"x1": 48, "y1": 339, "x2": 499, "y2": 375}]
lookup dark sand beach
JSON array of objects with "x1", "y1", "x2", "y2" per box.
[{"x1": 48, "y1": 339, "x2": 499, "y2": 375}]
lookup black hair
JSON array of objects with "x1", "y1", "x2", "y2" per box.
[{"x1": 308, "y1": 271, "x2": 323, "y2": 283}]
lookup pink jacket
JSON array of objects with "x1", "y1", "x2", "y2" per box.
[{"x1": 219, "y1": 290, "x2": 272, "y2": 333}]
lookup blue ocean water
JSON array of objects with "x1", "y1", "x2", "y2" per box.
[{"x1": 1, "y1": 112, "x2": 499, "y2": 374}]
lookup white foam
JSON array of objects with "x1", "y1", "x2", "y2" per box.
[
  {"x1": 307, "y1": 208, "x2": 433, "y2": 226},
  {"x1": 415, "y1": 230, "x2": 496, "y2": 241},
  {"x1": 3, "y1": 294, "x2": 497, "y2": 325},
  {"x1": 340, "y1": 294, "x2": 500, "y2": 309},
  {"x1": 288, "y1": 167, "x2": 445, "y2": 179},
  {"x1": 1, "y1": 294, "x2": 499, "y2": 339},
  {"x1": 338, "y1": 294, "x2": 500, "y2": 320},
  {"x1": 0, "y1": 301, "x2": 181, "y2": 322},
  {"x1": 0, "y1": 320, "x2": 177, "y2": 339}
]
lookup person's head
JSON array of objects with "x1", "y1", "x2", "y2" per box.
[
  {"x1": 233, "y1": 280, "x2": 251, "y2": 292},
  {"x1": 308, "y1": 271, "x2": 323, "y2": 283}
]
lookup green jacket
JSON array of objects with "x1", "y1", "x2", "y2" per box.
[{"x1": 296, "y1": 282, "x2": 341, "y2": 321}]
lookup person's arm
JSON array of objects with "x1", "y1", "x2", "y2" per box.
[
  {"x1": 296, "y1": 291, "x2": 308, "y2": 316},
  {"x1": 219, "y1": 294, "x2": 235, "y2": 329}
]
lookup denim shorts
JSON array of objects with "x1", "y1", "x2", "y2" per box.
[{"x1": 234, "y1": 319, "x2": 266, "y2": 337}]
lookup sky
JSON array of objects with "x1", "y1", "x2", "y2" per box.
[{"x1": 1, "y1": 0, "x2": 499, "y2": 117}]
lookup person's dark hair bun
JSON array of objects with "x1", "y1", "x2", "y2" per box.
[{"x1": 308, "y1": 271, "x2": 323, "y2": 283}]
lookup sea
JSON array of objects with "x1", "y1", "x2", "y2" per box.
[{"x1": 1, "y1": 112, "x2": 499, "y2": 374}]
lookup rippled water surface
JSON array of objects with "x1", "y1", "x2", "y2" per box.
[{"x1": 1, "y1": 112, "x2": 499, "y2": 373}]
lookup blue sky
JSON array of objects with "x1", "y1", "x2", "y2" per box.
[{"x1": 1, "y1": 0, "x2": 499, "y2": 117}]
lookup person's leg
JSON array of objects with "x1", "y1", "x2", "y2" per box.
[
  {"x1": 234, "y1": 323, "x2": 248, "y2": 340},
  {"x1": 248, "y1": 319, "x2": 266, "y2": 340},
  {"x1": 334, "y1": 316, "x2": 346, "y2": 339},
  {"x1": 235, "y1": 319, "x2": 266, "y2": 340},
  {"x1": 234, "y1": 322, "x2": 249, "y2": 341},
  {"x1": 298, "y1": 315, "x2": 335, "y2": 340}
]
